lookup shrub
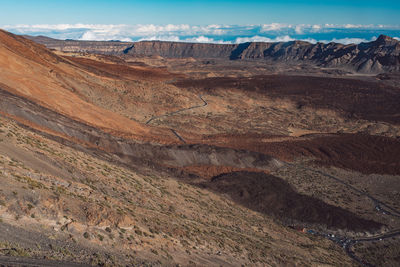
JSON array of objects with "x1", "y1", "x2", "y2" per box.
[
  {"x1": 98, "y1": 234, "x2": 104, "y2": 241},
  {"x1": 134, "y1": 229, "x2": 142, "y2": 236}
]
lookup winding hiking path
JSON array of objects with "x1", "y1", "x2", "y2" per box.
[
  {"x1": 145, "y1": 95, "x2": 207, "y2": 143},
  {"x1": 287, "y1": 163, "x2": 400, "y2": 217},
  {"x1": 344, "y1": 230, "x2": 400, "y2": 267},
  {"x1": 146, "y1": 95, "x2": 207, "y2": 125},
  {"x1": 144, "y1": 95, "x2": 400, "y2": 265}
]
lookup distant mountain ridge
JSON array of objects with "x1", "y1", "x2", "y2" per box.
[{"x1": 26, "y1": 34, "x2": 400, "y2": 73}]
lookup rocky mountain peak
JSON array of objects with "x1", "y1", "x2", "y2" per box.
[{"x1": 374, "y1": 34, "x2": 398, "y2": 45}]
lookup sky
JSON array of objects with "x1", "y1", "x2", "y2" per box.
[{"x1": 1, "y1": 0, "x2": 400, "y2": 44}]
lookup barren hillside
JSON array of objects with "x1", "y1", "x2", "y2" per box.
[{"x1": 1, "y1": 29, "x2": 400, "y2": 266}]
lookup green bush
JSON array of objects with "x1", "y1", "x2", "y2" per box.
[
  {"x1": 134, "y1": 229, "x2": 142, "y2": 236},
  {"x1": 98, "y1": 234, "x2": 104, "y2": 241}
]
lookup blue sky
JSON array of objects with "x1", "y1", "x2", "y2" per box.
[
  {"x1": 1, "y1": 0, "x2": 400, "y2": 43},
  {"x1": 1, "y1": 0, "x2": 400, "y2": 25}
]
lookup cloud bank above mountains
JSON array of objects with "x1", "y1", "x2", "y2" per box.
[{"x1": 3, "y1": 23, "x2": 400, "y2": 44}]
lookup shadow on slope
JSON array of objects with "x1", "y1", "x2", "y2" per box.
[{"x1": 204, "y1": 171, "x2": 383, "y2": 231}]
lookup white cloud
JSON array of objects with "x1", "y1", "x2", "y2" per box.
[
  {"x1": 2, "y1": 23, "x2": 399, "y2": 44},
  {"x1": 320, "y1": 37, "x2": 376, "y2": 44},
  {"x1": 235, "y1": 35, "x2": 295, "y2": 43},
  {"x1": 301, "y1": 38, "x2": 318, "y2": 44},
  {"x1": 138, "y1": 35, "x2": 231, "y2": 44},
  {"x1": 312, "y1": 24, "x2": 321, "y2": 30},
  {"x1": 295, "y1": 25, "x2": 304, "y2": 34},
  {"x1": 184, "y1": 36, "x2": 229, "y2": 44},
  {"x1": 310, "y1": 24, "x2": 323, "y2": 33},
  {"x1": 260, "y1": 23, "x2": 286, "y2": 32},
  {"x1": 80, "y1": 31, "x2": 133, "y2": 42},
  {"x1": 135, "y1": 24, "x2": 191, "y2": 34},
  {"x1": 185, "y1": 36, "x2": 213, "y2": 43},
  {"x1": 234, "y1": 35, "x2": 319, "y2": 44},
  {"x1": 139, "y1": 36, "x2": 181, "y2": 42},
  {"x1": 235, "y1": 35, "x2": 272, "y2": 43},
  {"x1": 344, "y1": 24, "x2": 363, "y2": 29},
  {"x1": 394, "y1": 37, "x2": 400, "y2": 41}
]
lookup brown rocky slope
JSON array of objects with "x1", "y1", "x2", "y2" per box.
[{"x1": 1, "y1": 29, "x2": 399, "y2": 265}]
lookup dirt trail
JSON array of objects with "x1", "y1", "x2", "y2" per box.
[
  {"x1": 146, "y1": 95, "x2": 207, "y2": 125},
  {"x1": 282, "y1": 162, "x2": 400, "y2": 266}
]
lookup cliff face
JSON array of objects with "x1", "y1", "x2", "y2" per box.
[
  {"x1": 27, "y1": 35, "x2": 400, "y2": 73},
  {"x1": 226, "y1": 36, "x2": 400, "y2": 73},
  {"x1": 124, "y1": 41, "x2": 238, "y2": 58},
  {"x1": 26, "y1": 35, "x2": 132, "y2": 55}
]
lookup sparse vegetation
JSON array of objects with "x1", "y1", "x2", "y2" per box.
[
  {"x1": 0, "y1": 29, "x2": 399, "y2": 267},
  {"x1": 83, "y1": 232, "x2": 90, "y2": 239},
  {"x1": 98, "y1": 234, "x2": 104, "y2": 241}
]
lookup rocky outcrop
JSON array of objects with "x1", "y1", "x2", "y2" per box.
[
  {"x1": 124, "y1": 41, "x2": 238, "y2": 58},
  {"x1": 27, "y1": 34, "x2": 400, "y2": 73}
]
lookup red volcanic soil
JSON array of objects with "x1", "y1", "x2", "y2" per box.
[
  {"x1": 205, "y1": 171, "x2": 383, "y2": 231},
  {"x1": 174, "y1": 75, "x2": 400, "y2": 124},
  {"x1": 0, "y1": 29, "x2": 68, "y2": 67},
  {"x1": 202, "y1": 133, "x2": 400, "y2": 175},
  {"x1": 0, "y1": 30, "x2": 179, "y2": 145},
  {"x1": 65, "y1": 56, "x2": 178, "y2": 80}
]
